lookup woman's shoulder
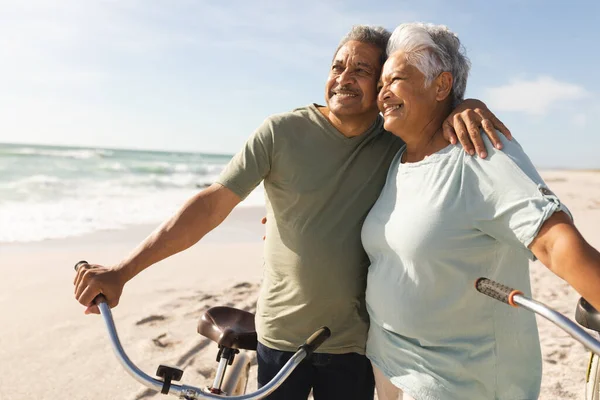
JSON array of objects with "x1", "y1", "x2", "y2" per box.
[
  {"x1": 464, "y1": 131, "x2": 535, "y2": 169},
  {"x1": 464, "y1": 132, "x2": 540, "y2": 179}
]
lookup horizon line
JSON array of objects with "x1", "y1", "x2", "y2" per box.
[{"x1": 0, "y1": 140, "x2": 235, "y2": 158}]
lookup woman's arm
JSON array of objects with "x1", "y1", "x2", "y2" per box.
[
  {"x1": 461, "y1": 134, "x2": 600, "y2": 310},
  {"x1": 530, "y1": 211, "x2": 600, "y2": 311}
]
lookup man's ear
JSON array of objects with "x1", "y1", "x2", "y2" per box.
[{"x1": 435, "y1": 71, "x2": 453, "y2": 101}]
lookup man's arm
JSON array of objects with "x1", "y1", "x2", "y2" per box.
[
  {"x1": 74, "y1": 183, "x2": 241, "y2": 314},
  {"x1": 530, "y1": 211, "x2": 600, "y2": 311},
  {"x1": 118, "y1": 183, "x2": 241, "y2": 281},
  {"x1": 442, "y1": 98, "x2": 513, "y2": 159}
]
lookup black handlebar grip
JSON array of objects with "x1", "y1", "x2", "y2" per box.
[
  {"x1": 475, "y1": 277, "x2": 523, "y2": 307},
  {"x1": 298, "y1": 326, "x2": 331, "y2": 357},
  {"x1": 74, "y1": 260, "x2": 90, "y2": 271}
]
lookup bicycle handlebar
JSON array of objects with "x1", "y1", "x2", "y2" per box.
[
  {"x1": 298, "y1": 326, "x2": 331, "y2": 357},
  {"x1": 74, "y1": 261, "x2": 331, "y2": 399},
  {"x1": 475, "y1": 277, "x2": 600, "y2": 355}
]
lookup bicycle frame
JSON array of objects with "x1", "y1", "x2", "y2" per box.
[{"x1": 94, "y1": 296, "x2": 330, "y2": 399}]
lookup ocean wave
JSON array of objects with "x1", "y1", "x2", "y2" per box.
[
  {"x1": 0, "y1": 184, "x2": 264, "y2": 243},
  {"x1": 0, "y1": 193, "x2": 189, "y2": 242},
  {"x1": 128, "y1": 161, "x2": 207, "y2": 175},
  {"x1": 130, "y1": 161, "x2": 174, "y2": 174},
  {"x1": 100, "y1": 162, "x2": 127, "y2": 171},
  {"x1": 0, "y1": 169, "x2": 221, "y2": 202},
  {"x1": 3, "y1": 147, "x2": 113, "y2": 160},
  {"x1": 0, "y1": 144, "x2": 246, "y2": 242},
  {"x1": 98, "y1": 160, "x2": 224, "y2": 176},
  {"x1": 0, "y1": 174, "x2": 63, "y2": 189},
  {"x1": 104, "y1": 173, "x2": 213, "y2": 189}
]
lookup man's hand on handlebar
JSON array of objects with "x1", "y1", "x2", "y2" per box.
[{"x1": 74, "y1": 263, "x2": 126, "y2": 314}]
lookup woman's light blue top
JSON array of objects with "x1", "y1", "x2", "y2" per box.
[{"x1": 362, "y1": 135, "x2": 571, "y2": 400}]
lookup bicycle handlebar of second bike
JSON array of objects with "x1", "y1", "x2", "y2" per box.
[
  {"x1": 74, "y1": 261, "x2": 332, "y2": 399},
  {"x1": 475, "y1": 277, "x2": 600, "y2": 355}
]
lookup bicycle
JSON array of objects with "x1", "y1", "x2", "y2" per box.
[
  {"x1": 475, "y1": 277, "x2": 600, "y2": 400},
  {"x1": 74, "y1": 261, "x2": 331, "y2": 399}
]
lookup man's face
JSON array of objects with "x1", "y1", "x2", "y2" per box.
[{"x1": 325, "y1": 40, "x2": 382, "y2": 119}]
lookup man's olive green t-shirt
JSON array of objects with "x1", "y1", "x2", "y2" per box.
[{"x1": 216, "y1": 104, "x2": 403, "y2": 354}]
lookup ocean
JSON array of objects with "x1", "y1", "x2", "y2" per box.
[{"x1": 0, "y1": 143, "x2": 264, "y2": 243}]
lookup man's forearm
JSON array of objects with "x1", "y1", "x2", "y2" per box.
[{"x1": 116, "y1": 184, "x2": 240, "y2": 282}]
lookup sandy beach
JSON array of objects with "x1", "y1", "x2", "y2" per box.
[{"x1": 2, "y1": 170, "x2": 600, "y2": 399}]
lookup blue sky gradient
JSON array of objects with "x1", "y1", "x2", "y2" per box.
[{"x1": 1, "y1": 0, "x2": 598, "y2": 168}]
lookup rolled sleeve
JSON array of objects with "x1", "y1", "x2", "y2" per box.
[
  {"x1": 520, "y1": 183, "x2": 573, "y2": 249},
  {"x1": 464, "y1": 134, "x2": 571, "y2": 259}
]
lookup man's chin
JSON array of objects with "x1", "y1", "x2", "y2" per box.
[{"x1": 328, "y1": 101, "x2": 362, "y2": 116}]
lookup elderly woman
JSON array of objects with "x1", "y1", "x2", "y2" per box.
[{"x1": 361, "y1": 23, "x2": 600, "y2": 400}]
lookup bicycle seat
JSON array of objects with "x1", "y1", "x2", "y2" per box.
[
  {"x1": 198, "y1": 306, "x2": 258, "y2": 350},
  {"x1": 575, "y1": 297, "x2": 600, "y2": 332}
]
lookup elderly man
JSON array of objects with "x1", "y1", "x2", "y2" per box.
[{"x1": 74, "y1": 25, "x2": 509, "y2": 399}]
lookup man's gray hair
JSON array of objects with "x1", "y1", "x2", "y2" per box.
[
  {"x1": 387, "y1": 23, "x2": 471, "y2": 106},
  {"x1": 334, "y1": 25, "x2": 391, "y2": 67}
]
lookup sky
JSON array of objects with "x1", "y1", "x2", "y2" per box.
[{"x1": 0, "y1": 0, "x2": 599, "y2": 168}]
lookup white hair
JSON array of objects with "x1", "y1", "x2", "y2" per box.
[{"x1": 386, "y1": 23, "x2": 471, "y2": 106}]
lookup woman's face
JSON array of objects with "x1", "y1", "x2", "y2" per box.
[{"x1": 377, "y1": 51, "x2": 444, "y2": 134}]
